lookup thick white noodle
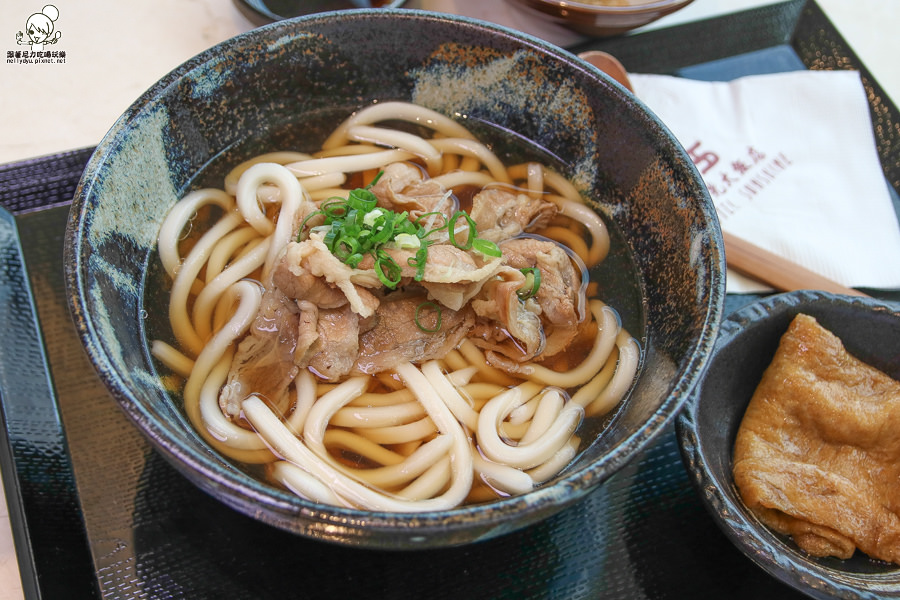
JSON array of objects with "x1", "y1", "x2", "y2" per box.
[
  {"x1": 584, "y1": 332, "x2": 641, "y2": 418},
  {"x1": 302, "y1": 377, "x2": 370, "y2": 448},
  {"x1": 431, "y1": 170, "x2": 496, "y2": 190},
  {"x1": 309, "y1": 188, "x2": 351, "y2": 202},
  {"x1": 284, "y1": 368, "x2": 319, "y2": 433},
  {"x1": 242, "y1": 392, "x2": 471, "y2": 512},
  {"x1": 396, "y1": 457, "x2": 451, "y2": 501},
  {"x1": 182, "y1": 280, "x2": 261, "y2": 433},
  {"x1": 271, "y1": 461, "x2": 346, "y2": 506},
  {"x1": 446, "y1": 366, "x2": 478, "y2": 387},
  {"x1": 526, "y1": 162, "x2": 544, "y2": 199},
  {"x1": 348, "y1": 436, "x2": 453, "y2": 489},
  {"x1": 286, "y1": 149, "x2": 415, "y2": 178},
  {"x1": 349, "y1": 388, "x2": 415, "y2": 407},
  {"x1": 516, "y1": 301, "x2": 619, "y2": 388},
  {"x1": 394, "y1": 362, "x2": 474, "y2": 506},
  {"x1": 234, "y1": 162, "x2": 305, "y2": 280},
  {"x1": 477, "y1": 386, "x2": 582, "y2": 470},
  {"x1": 322, "y1": 430, "x2": 405, "y2": 466},
  {"x1": 472, "y1": 451, "x2": 534, "y2": 496},
  {"x1": 298, "y1": 172, "x2": 347, "y2": 192},
  {"x1": 507, "y1": 396, "x2": 539, "y2": 426},
  {"x1": 150, "y1": 340, "x2": 194, "y2": 378},
  {"x1": 158, "y1": 188, "x2": 234, "y2": 279},
  {"x1": 301, "y1": 378, "x2": 450, "y2": 490},
  {"x1": 205, "y1": 227, "x2": 262, "y2": 283},
  {"x1": 428, "y1": 138, "x2": 511, "y2": 183},
  {"x1": 331, "y1": 401, "x2": 426, "y2": 428},
  {"x1": 527, "y1": 436, "x2": 580, "y2": 484},
  {"x1": 519, "y1": 389, "x2": 565, "y2": 446},
  {"x1": 315, "y1": 144, "x2": 384, "y2": 158},
  {"x1": 224, "y1": 151, "x2": 312, "y2": 195},
  {"x1": 353, "y1": 417, "x2": 438, "y2": 445},
  {"x1": 235, "y1": 162, "x2": 296, "y2": 236},
  {"x1": 254, "y1": 173, "x2": 347, "y2": 205},
  {"x1": 541, "y1": 169, "x2": 582, "y2": 203},
  {"x1": 321, "y1": 101, "x2": 475, "y2": 150},
  {"x1": 190, "y1": 237, "x2": 271, "y2": 343},
  {"x1": 421, "y1": 361, "x2": 479, "y2": 431},
  {"x1": 200, "y1": 357, "x2": 269, "y2": 451},
  {"x1": 346, "y1": 125, "x2": 443, "y2": 176},
  {"x1": 559, "y1": 200, "x2": 610, "y2": 265},
  {"x1": 166, "y1": 211, "x2": 244, "y2": 355}
]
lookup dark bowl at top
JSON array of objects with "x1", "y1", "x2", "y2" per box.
[
  {"x1": 505, "y1": 0, "x2": 695, "y2": 37},
  {"x1": 233, "y1": 0, "x2": 407, "y2": 26},
  {"x1": 64, "y1": 9, "x2": 724, "y2": 548},
  {"x1": 677, "y1": 290, "x2": 900, "y2": 598}
]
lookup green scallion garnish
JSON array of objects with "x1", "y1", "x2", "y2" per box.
[
  {"x1": 517, "y1": 267, "x2": 542, "y2": 300},
  {"x1": 415, "y1": 301, "x2": 443, "y2": 333},
  {"x1": 472, "y1": 238, "x2": 501, "y2": 257},
  {"x1": 447, "y1": 210, "x2": 477, "y2": 251}
]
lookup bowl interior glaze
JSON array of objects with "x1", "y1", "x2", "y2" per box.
[
  {"x1": 677, "y1": 290, "x2": 900, "y2": 599},
  {"x1": 65, "y1": 9, "x2": 723, "y2": 548}
]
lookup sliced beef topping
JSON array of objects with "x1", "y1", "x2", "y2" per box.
[
  {"x1": 470, "y1": 188, "x2": 557, "y2": 243},
  {"x1": 303, "y1": 304, "x2": 361, "y2": 382},
  {"x1": 219, "y1": 287, "x2": 300, "y2": 418},
  {"x1": 370, "y1": 162, "x2": 455, "y2": 223},
  {"x1": 353, "y1": 295, "x2": 474, "y2": 375}
]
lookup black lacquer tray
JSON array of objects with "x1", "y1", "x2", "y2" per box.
[{"x1": 1, "y1": 1, "x2": 898, "y2": 598}]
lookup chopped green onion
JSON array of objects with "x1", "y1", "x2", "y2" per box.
[
  {"x1": 472, "y1": 238, "x2": 501, "y2": 257},
  {"x1": 297, "y1": 209, "x2": 325, "y2": 241},
  {"x1": 347, "y1": 187, "x2": 378, "y2": 212},
  {"x1": 394, "y1": 233, "x2": 421, "y2": 249},
  {"x1": 447, "y1": 210, "x2": 477, "y2": 250},
  {"x1": 517, "y1": 267, "x2": 542, "y2": 300},
  {"x1": 367, "y1": 170, "x2": 385, "y2": 188},
  {"x1": 415, "y1": 301, "x2": 443, "y2": 333},
  {"x1": 408, "y1": 242, "x2": 431, "y2": 282},
  {"x1": 374, "y1": 251, "x2": 402, "y2": 288},
  {"x1": 415, "y1": 211, "x2": 449, "y2": 237},
  {"x1": 363, "y1": 208, "x2": 384, "y2": 227},
  {"x1": 345, "y1": 253, "x2": 364, "y2": 268},
  {"x1": 322, "y1": 200, "x2": 347, "y2": 219}
]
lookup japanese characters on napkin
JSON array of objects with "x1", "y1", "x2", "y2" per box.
[{"x1": 629, "y1": 70, "x2": 900, "y2": 293}]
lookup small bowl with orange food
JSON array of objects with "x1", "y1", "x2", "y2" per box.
[
  {"x1": 677, "y1": 290, "x2": 900, "y2": 598},
  {"x1": 64, "y1": 8, "x2": 724, "y2": 548}
]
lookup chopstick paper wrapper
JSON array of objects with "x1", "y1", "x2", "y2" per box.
[{"x1": 630, "y1": 70, "x2": 900, "y2": 294}]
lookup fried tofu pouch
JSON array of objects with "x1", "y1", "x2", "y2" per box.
[{"x1": 732, "y1": 313, "x2": 900, "y2": 564}]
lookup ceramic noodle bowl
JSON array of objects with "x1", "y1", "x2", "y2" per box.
[{"x1": 64, "y1": 9, "x2": 724, "y2": 548}]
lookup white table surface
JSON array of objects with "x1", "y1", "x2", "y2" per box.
[{"x1": 0, "y1": 1, "x2": 897, "y2": 597}]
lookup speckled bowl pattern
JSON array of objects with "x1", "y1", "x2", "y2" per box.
[
  {"x1": 677, "y1": 290, "x2": 900, "y2": 599},
  {"x1": 505, "y1": 0, "x2": 695, "y2": 37},
  {"x1": 65, "y1": 9, "x2": 724, "y2": 548}
]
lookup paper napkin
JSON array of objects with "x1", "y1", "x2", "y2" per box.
[{"x1": 629, "y1": 70, "x2": 900, "y2": 293}]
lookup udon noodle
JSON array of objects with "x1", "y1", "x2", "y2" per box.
[{"x1": 151, "y1": 101, "x2": 640, "y2": 511}]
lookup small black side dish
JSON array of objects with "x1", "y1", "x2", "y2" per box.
[{"x1": 677, "y1": 290, "x2": 900, "y2": 599}]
